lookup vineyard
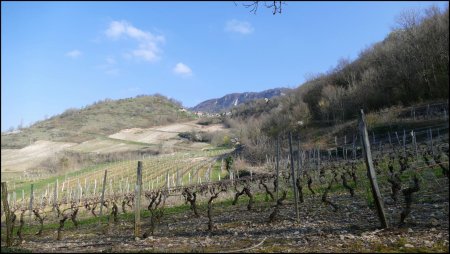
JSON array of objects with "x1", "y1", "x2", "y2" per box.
[{"x1": 1, "y1": 110, "x2": 449, "y2": 252}]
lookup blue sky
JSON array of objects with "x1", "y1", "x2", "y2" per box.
[{"x1": 1, "y1": 1, "x2": 448, "y2": 131}]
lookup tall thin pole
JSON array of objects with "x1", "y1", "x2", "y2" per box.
[
  {"x1": 359, "y1": 110, "x2": 389, "y2": 229},
  {"x1": 99, "y1": 170, "x2": 108, "y2": 224},
  {"x1": 297, "y1": 133, "x2": 301, "y2": 179},
  {"x1": 276, "y1": 135, "x2": 280, "y2": 200},
  {"x1": 29, "y1": 184, "x2": 34, "y2": 225},
  {"x1": 288, "y1": 132, "x2": 299, "y2": 223},
  {"x1": 135, "y1": 161, "x2": 142, "y2": 237},
  {"x1": 2, "y1": 182, "x2": 13, "y2": 247}
]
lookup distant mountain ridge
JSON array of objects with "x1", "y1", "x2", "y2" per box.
[{"x1": 191, "y1": 88, "x2": 291, "y2": 113}]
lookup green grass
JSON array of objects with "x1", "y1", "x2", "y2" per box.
[
  {"x1": 7, "y1": 147, "x2": 234, "y2": 202},
  {"x1": 209, "y1": 160, "x2": 227, "y2": 182},
  {"x1": 1, "y1": 198, "x2": 213, "y2": 238},
  {"x1": 0, "y1": 247, "x2": 32, "y2": 253},
  {"x1": 10, "y1": 161, "x2": 118, "y2": 197},
  {"x1": 372, "y1": 237, "x2": 449, "y2": 253}
]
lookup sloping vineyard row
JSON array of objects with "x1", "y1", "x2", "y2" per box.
[
  {"x1": 1, "y1": 124, "x2": 448, "y2": 244},
  {"x1": 4, "y1": 148, "x2": 232, "y2": 210}
]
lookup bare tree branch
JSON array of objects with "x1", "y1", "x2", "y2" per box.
[{"x1": 242, "y1": 1, "x2": 285, "y2": 15}]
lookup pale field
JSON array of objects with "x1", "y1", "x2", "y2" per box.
[
  {"x1": 1, "y1": 140, "x2": 77, "y2": 173},
  {"x1": 1, "y1": 120, "x2": 228, "y2": 179},
  {"x1": 109, "y1": 120, "x2": 226, "y2": 143}
]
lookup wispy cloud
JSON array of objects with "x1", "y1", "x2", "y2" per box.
[
  {"x1": 173, "y1": 62, "x2": 193, "y2": 77},
  {"x1": 106, "y1": 57, "x2": 116, "y2": 65},
  {"x1": 105, "y1": 20, "x2": 165, "y2": 62},
  {"x1": 96, "y1": 56, "x2": 119, "y2": 76},
  {"x1": 66, "y1": 50, "x2": 82, "y2": 58},
  {"x1": 105, "y1": 68, "x2": 119, "y2": 76},
  {"x1": 225, "y1": 19, "x2": 254, "y2": 35}
]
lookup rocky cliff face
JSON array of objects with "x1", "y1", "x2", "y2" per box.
[{"x1": 191, "y1": 88, "x2": 290, "y2": 113}]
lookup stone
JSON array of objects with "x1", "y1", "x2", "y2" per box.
[
  {"x1": 294, "y1": 231, "x2": 300, "y2": 235},
  {"x1": 407, "y1": 228, "x2": 414, "y2": 233},
  {"x1": 431, "y1": 218, "x2": 439, "y2": 226},
  {"x1": 347, "y1": 234, "x2": 356, "y2": 239},
  {"x1": 135, "y1": 237, "x2": 140, "y2": 241},
  {"x1": 424, "y1": 240, "x2": 433, "y2": 247},
  {"x1": 404, "y1": 243, "x2": 414, "y2": 248}
]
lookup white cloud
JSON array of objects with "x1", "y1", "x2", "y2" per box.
[
  {"x1": 105, "y1": 21, "x2": 126, "y2": 39},
  {"x1": 173, "y1": 62, "x2": 193, "y2": 77},
  {"x1": 105, "y1": 20, "x2": 164, "y2": 62},
  {"x1": 225, "y1": 19, "x2": 254, "y2": 35},
  {"x1": 66, "y1": 50, "x2": 82, "y2": 58},
  {"x1": 131, "y1": 42, "x2": 159, "y2": 62}
]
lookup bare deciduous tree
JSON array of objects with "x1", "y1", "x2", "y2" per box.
[{"x1": 240, "y1": 1, "x2": 286, "y2": 15}]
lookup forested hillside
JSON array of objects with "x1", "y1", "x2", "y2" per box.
[
  {"x1": 226, "y1": 6, "x2": 449, "y2": 163},
  {"x1": 302, "y1": 6, "x2": 448, "y2": 123},
  {"x1": 232, "y1": 6, "x2": 448, "y2": 128}
]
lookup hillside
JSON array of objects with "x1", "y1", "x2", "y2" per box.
[
  {"x1": 1, "y1": 95, "x2": 195, "y2": 149},
  {"x1": 191, "y1": 88, "x2": 291, "y2": 113},
  {"x1": 230, "y1": 6, "x2": 448, "y2": 133},
  {"x1": 299, "y1": 6, "x2": 449, "y2": 124}
]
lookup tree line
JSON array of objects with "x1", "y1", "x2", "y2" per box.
[
  {"x1": 225, "y1": 6, "x2": 448, "y2": 164},
  {"x1": 302, "y1": 6, "x2": 448, "y2": 124}
]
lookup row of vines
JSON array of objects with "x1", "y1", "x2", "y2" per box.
[{"x1": 1, "y1": 121, "x2": 448, "y2": 247}]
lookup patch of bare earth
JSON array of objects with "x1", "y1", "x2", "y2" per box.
[
  {"x1": 1, "y1": 140, "x2": 77, "y2": 173},
  {"x1": 7, "y1": 178, "x2": 448, "y2": 253},
  {"x1": 67, "y1": 138, "x2": 148, "y2": 153},
  {"x1": 109, "y1": 121, "x2": 227, "y2": 144}
]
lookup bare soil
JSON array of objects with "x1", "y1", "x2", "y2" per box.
[
  {"x1": 1, "y1": 141, "x2": 77, "y2": 174},
  {"x1": 108, "y1": 121, "x2": 226, "y2": 144},
  {"x1": 3, "y1": 178, "x2": 448, "y2": 253}
]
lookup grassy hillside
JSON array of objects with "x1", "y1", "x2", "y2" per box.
[{"x1": 1, "y1": 95, "x2": 195, "y2": 149}]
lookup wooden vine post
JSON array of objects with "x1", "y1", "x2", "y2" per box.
[
  {"x1": 276, "y1": 135, "x2": 280, "y2": 200},
  {"x1": 359, "y1": 109, "x2": 389, "y2": 229},
  {"x1": 135, "y1": 161, "x2": 143, "y2": 237},
  {"x1": 53, "y1": 180, "x2": 58, "y2": 211},
  {"x1": 29, "y1": 184, "x2": 34, "y2": 225},
  {"x1": 297, "y1": 134, "x2": 301, "y2": 178},
  {"x1": 288, "y1": 132, "x2": 299, "y2": 223},
  {"x1": 98, "y1": 170, "x2": 108, "y2": 224},
  {"x1": 1, "y1": 182, "x2": 13, "y2": 247}
]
